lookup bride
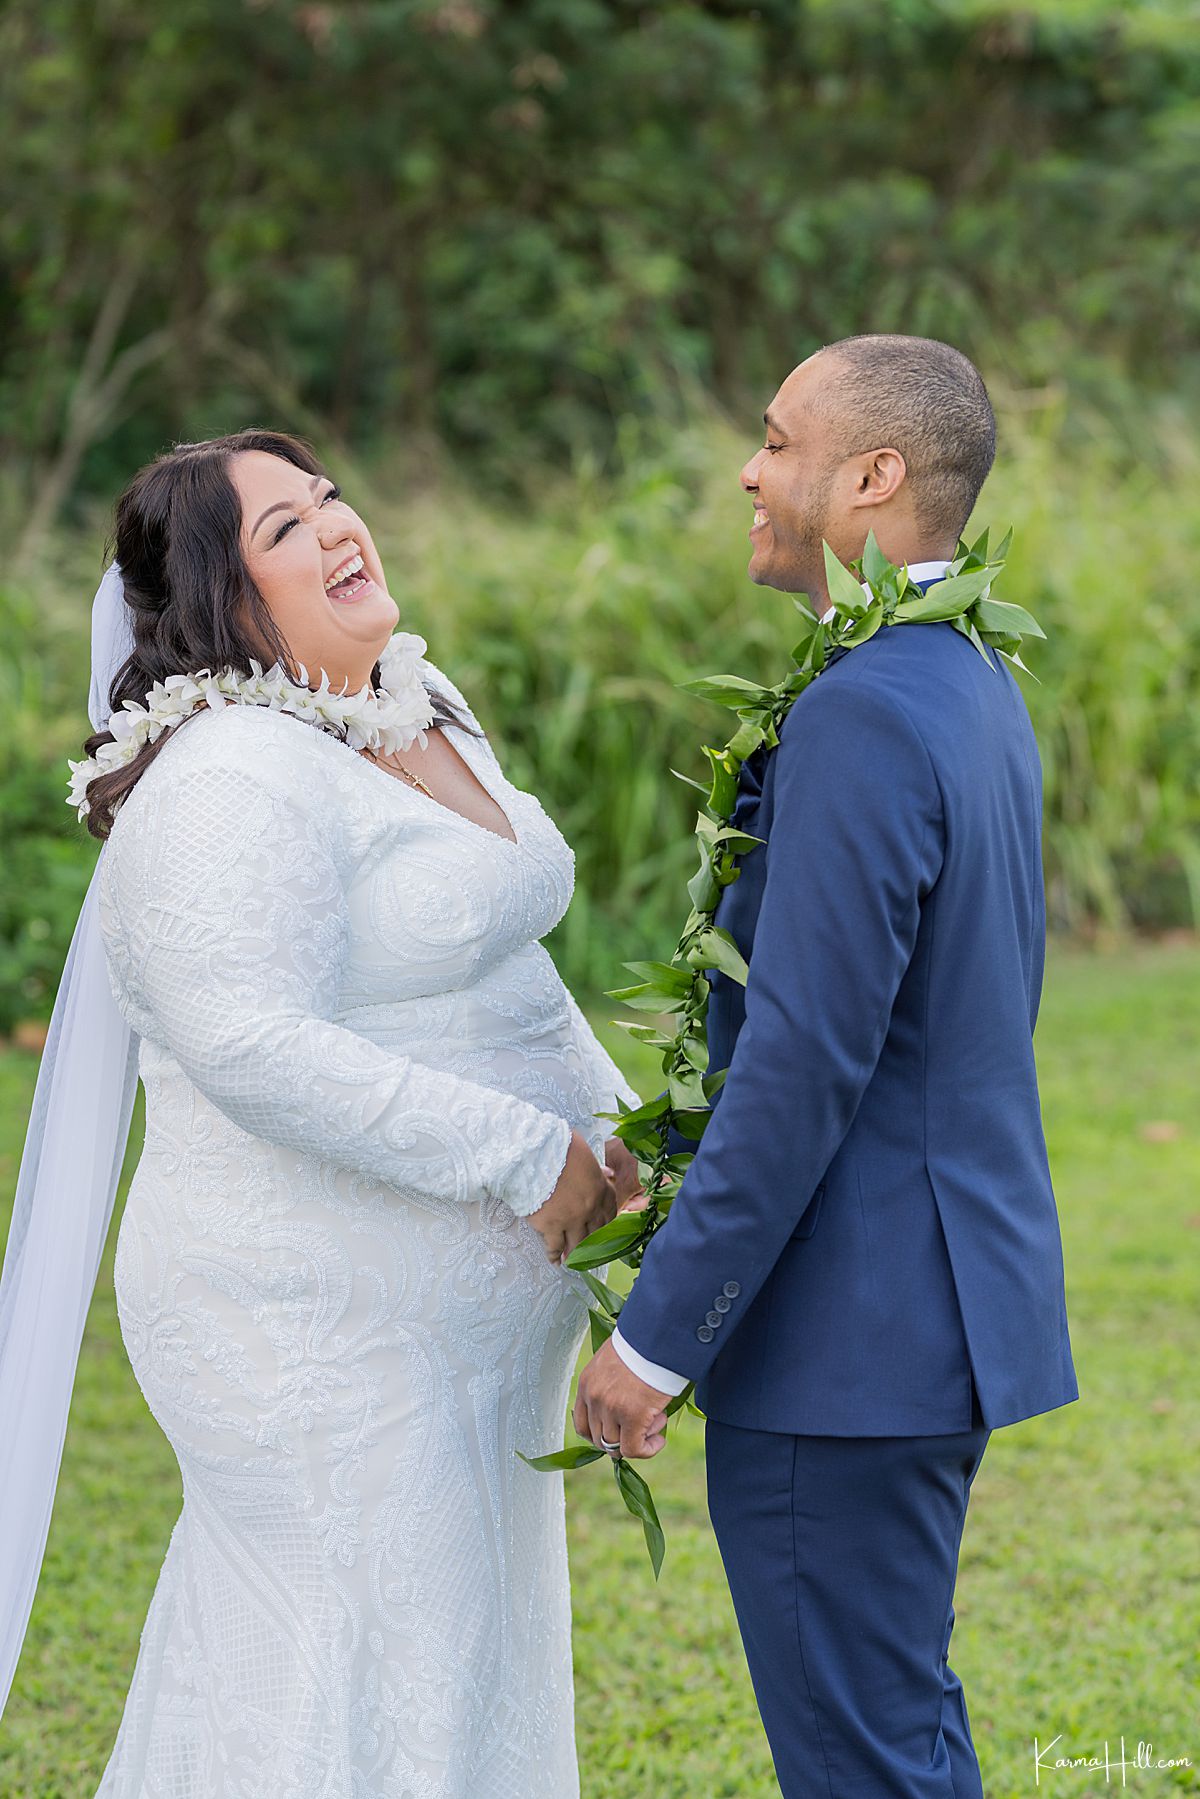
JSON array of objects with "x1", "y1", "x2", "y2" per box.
[{"x1": 14, "y1": 429, "x2": 643, "y2": 1797}]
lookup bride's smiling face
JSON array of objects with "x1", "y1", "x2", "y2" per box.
[{"x1": 231, "y1": 450, "x2": 400, "y2": 691}]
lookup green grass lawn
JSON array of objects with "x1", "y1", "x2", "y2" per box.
[{"x1": 1, "y1": 943, "x2": 1197, "y2": 1796}]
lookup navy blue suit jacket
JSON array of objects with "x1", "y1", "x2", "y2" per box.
[{"x1": 617, "y1": 617, "x2": 1079, "y2": 1435}]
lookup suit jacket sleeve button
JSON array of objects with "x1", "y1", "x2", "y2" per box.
[
  {"x1": 697, "y1": 1325, "x2": 715, "y2": 1343},
  {"x1": 714, "y1": 1295, "x2": 731, "y2": 1313},
  {"x1": 722, "y1": 1281, "x2": 741, "y2": 1299},
  {"x1": 705, "y1": 1309, "x2": 723, "y2": 1328}
]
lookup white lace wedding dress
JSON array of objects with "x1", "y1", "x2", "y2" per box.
[{"x1": 91, "y1": 658, "x2": 636, "y2": 1799}]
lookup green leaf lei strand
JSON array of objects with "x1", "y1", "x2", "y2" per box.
[{"x1": 525, "y1": 526, "x2": 1046, "y2": 1578}]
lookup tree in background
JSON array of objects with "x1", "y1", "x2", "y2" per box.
[{"x1": 1, "y1": 0, "x2": 1197, "y2": 544}]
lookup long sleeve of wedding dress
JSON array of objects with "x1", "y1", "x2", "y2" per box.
[
  {"x1": 90, "y1": 672, "x2": 635, "y2": 1799},
  {"x1": 97, "y1": 757, "x2": 574, "y2": 1220}
]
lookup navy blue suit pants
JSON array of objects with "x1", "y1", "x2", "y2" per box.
[{"x1": 705, "y1": 1383, "x2": 989, "y2": 1798}]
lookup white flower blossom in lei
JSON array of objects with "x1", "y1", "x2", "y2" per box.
[{"x1": 66, "y1": 630, "x2": 436, "y2": 820}]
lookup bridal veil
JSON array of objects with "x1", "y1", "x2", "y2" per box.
[{"x1": 0, "y1": 562, "x2": 142, "y2": 1714}]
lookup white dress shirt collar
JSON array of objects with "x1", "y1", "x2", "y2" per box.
[{"x1": 820, "y1": 558, "x2": 952, "y2": 625}]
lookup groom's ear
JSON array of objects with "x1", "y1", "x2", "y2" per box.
[{"x1": 850, "y1": 447, "x2": 908, "y2": 509}]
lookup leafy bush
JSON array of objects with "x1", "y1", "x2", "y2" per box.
[
  {"x1": 2, "y1": 0, "x2": 1198, "y2": 517},
  {"x1": 0, "y1": 580, "x2": 99, "y2": 1033},
  {"x1": 6, "y1": 397, "x2": 1194, "y2": 1032},
  {"x1": 403, "y1": 405, "x2": 1200, "y2": 981}
]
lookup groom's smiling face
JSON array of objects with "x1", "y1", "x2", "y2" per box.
[{"x1": 740, "y1": 357, "x2": 845, "y2": 600}]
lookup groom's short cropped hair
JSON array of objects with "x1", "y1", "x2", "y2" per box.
[{"x1": 812, "y1": 335, "x2": 996, "y2": 546}]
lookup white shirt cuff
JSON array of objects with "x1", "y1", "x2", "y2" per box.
[{"x1": 611, "y1": 1325, "x2": 690, "y2": 1397}]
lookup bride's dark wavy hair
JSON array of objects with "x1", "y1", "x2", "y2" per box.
[{"x1": 79, "y1": 427, "x2": 472, "y2": 841}]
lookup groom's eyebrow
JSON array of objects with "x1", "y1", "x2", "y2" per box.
[
  {"x1": 252, "y1": 474, "x2": 324, "y2": 538},
  {"x1": 763, "y1": 411, "x2": 786, "y2": 437}
]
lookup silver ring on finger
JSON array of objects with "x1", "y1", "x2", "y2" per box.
[{"x1": 599, "y1": 1436, "x2": 621, "y2": 1455}]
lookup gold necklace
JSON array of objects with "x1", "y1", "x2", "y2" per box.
[{"x1": 366, "y1": 747, "x2": 434, "y2": 796}]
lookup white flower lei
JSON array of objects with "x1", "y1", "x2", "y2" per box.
[{"x1": 67, "y1": 631, "x2": 436, "y2": 820}]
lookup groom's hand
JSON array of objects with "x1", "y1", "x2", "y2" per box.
[
  {"x1": 574, "y1": 1337, "x2": 669, "y2": 1460},
  {"x1": 604, "y1": 1136, "x2": 647, "y2": 1212}
]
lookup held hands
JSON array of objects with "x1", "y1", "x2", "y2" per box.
[
  {"x1": 529, "y1": 1134, "x2": 667, "y2": 1456},
  {"x1": 525, "y1": 1130, "x2": 617, "y2": 1266},
  {"x1": 574, "y1": 1337, "x2": 670, "y2": 1460},
  {"x1": 604, "y1": 1136, "x2": 648, "y2": 1212}
]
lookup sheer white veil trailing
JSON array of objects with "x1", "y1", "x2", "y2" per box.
[{"x1": 0, "y1": 561, "x2": 142, "y2": 1716}]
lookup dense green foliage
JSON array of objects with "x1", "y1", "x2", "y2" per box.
[
  {"x1": 3, "y1": 407, "x2": 1197, "y2": 1033},
  {"x1": 2, "y1": 0, "x2": 1198, "y2": 536},
  {"x1": 3, "y1": 0, "x2": 1197, "y2": 1025},
  {"x1": 2, "y1": 947, "x2": 1196, "y2": 1796}
]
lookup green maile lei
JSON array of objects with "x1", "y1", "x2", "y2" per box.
[{"x1": 521, "y1": 526, "x2": 1045, "y2": 1576}]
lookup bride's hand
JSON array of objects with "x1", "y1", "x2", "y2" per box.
[
  {"x1": 526, "y1": 1131, "x2": 617, "y2": 1265},
  {"x1": 604, "y1": 1136, "x2": 647, "y2": 1212}
]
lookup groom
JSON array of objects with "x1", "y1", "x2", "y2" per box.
[{"x1": 575, "y1": 334, "x2": 1078, "y2": 1797}]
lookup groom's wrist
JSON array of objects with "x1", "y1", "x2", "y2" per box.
[{"x1": 611, "y1": 1325, "x2": 690, "y2": 1397}]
